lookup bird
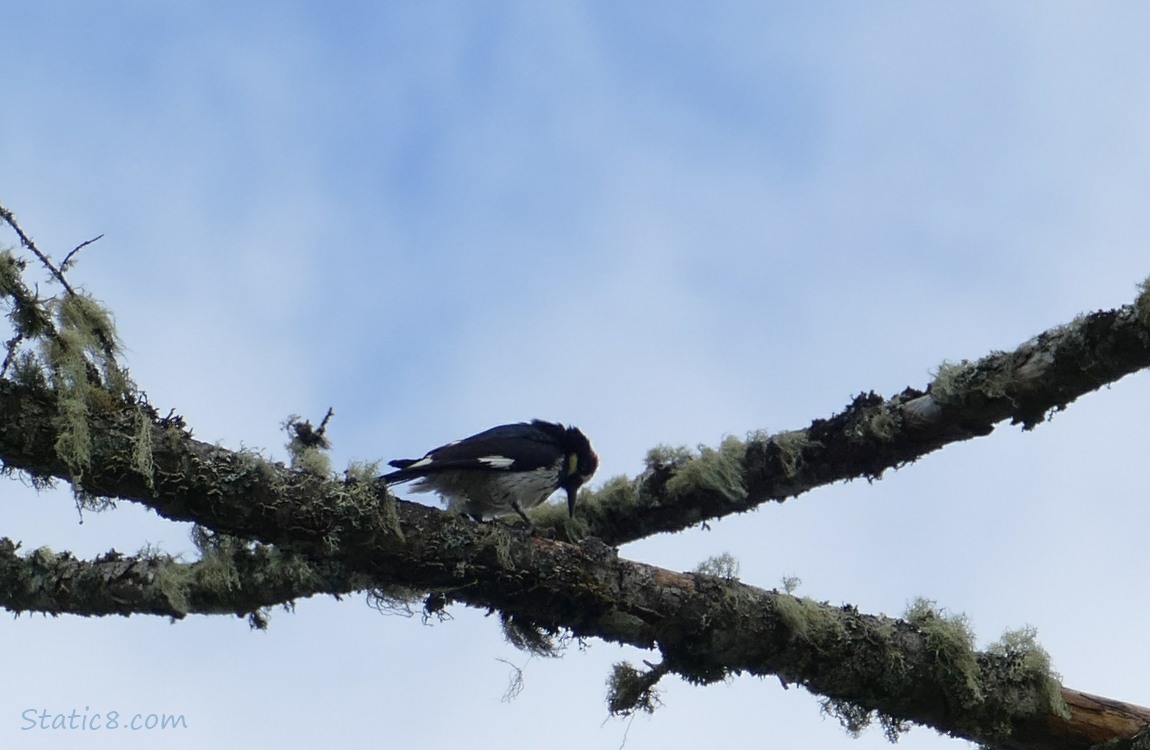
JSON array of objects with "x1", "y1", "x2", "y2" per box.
[{"x1": 382, "y1": 420, "x2": 598, "y2": 525}]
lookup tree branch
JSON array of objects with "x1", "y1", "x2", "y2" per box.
[
  {"x1": 0, "y1": 204, "x2": 76, "y2": 295},
  {"x1": 554, "y1": 290, "x2": 1150, "y2": 546},
  {"x1": 0, "y1": 503, "x2": 1145, "y2": 750},
  {"x1": 0, "y1": 537, "x2": 365, "y2": 622}
]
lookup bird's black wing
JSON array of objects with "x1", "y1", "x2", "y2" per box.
[{"x1": 383, "y1": 422, "x2": 561, "y2": 483}]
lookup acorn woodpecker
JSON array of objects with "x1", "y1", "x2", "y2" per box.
[{"x1": 382, "y1": 420, "x2": 598, "y2": 524}]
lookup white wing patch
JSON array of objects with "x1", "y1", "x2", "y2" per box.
[
  {"x1": 407, "y1": 457, "x2": 435, "y2": 469},
  {"x1": 477, "y1": 455, "x2": 515, "y2": 469}
]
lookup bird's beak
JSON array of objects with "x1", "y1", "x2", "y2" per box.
[{"x1": 566, "y1": 487, "x2": 577, "y2": 518}]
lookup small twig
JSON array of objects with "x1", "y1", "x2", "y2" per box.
[
  {"x1": 316, "y1": 407, "x2": 335, "y2": 438},
  {"x1": 497, "y1": 657, "x2": 527, "y2": 703},
  {"x1": 60, "y1": 234, "x2": 104, "y2": 273},
  {"x1": 616, "y1": 711, "x2": 640, "y2": 750},
  {"x1": 0, "y1": 204, "x2": 75, "y2": 296}
]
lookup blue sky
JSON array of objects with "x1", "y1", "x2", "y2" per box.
[{"x1": 4, "y1": 4, "x2": 1150, "y2": 749}]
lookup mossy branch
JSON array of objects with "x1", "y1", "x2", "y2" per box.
[
  {"x1": 556, "y1": 285, "x2": 1150, "y2": 546},
  {"x1": 0, "y1": 536, "x2": 364, "y2": 625},
  {"x1": 2, "y1": 207, "x2": 134, "y2": 494}
]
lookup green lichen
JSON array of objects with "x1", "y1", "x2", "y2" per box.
[
  {"x1": 1136, "y1": 275, "x2": 1150, "y2": 332},
  {"x1": 366, "y1": 585, "x2": 425, "y2": 617},
  {"x1": 867, "y1": 407, "x2": 900, "y2": 442},
  {"x1": 0, "y1": 250, "x2": 52, "y2": 343},
  {"x1": 376, "y1": 493, "x2": 404, "y2": 541},
  {"x1": 153, "y1": 559, "x2": 192, "y2": 617},
  {"x1": 745, "y1": 428, "x2": 773, "y2": 443},
  {"x1": 0, "y1": 248, "x2": 22, "y2": 295},
  {"x1": 131, "y1": 406, "x2": 155, "y2": 489},
  {"x1": 340, "y1": 460, "x2": 403, "y2": 539},
  {"x1": 56, "y1": 293, "x2": 120, "y2": 359},
  {"x1": 985, "y1": 626, "x2": 1069, "y2": 720},
  {"x1": 930, "y1": 354, "x2": 1021, "y2": 410},
  {"x1": 664, "y1": 436, "x2": 746, "y2": 504},
  {"x1": 693, "y1": 552, "x2": 740, "y2": 580},
  {"x1": 53, "y1": 385, "x2": 92, "y2": 479},
  {"x1": 530, "y1": 474, "x2": 635, "y2": 539},
  {"x1": 188, "y1": 527, "x2": 245, "y2": 591},
  {"x1": 500, "y1": 612, "x2": 562, "y2": 657},
  {"x1": 645, "y1": 444, "x2": 695, "y2": 468},
  {"x1": 819, "y1": 602, "x2": 1063, "y2": 744},
  {"x1": 821, "y1": 698, "x2": 910, "y2": 742},
  {"x1": 2, "y1": 242, "x2": 150, "y2": 509},
  {"x1": 775, "y1": 593, "x2": 848, "y2": 644},
  {"x1": 821, "y1": 697, "x2": 874, "y2": 738},
  {"x1": 177, "y1": 529, "x2": 352, "y2": 627},
  {"x1": 606, "y1": 662, "x2": 663, "y2": 715},
  {"x1": 32, "y1": 292, "x2": 136, "y2": 484},
  {"x1": 283, "y1": 414, "x2": 334, "y2": 477},
  {"x1": 343, "y1": 460, "x2": 383, "y2": 483},
  {"x1": 772, "y1": 430, "x2": 820, "y2": 479},
  {"x1": 10, "y1": 350, "x2": 47, "y2": 390},
  {"x1": 591, "y1": 475, "x2": 638, "y2": 506},
  {"x1": 294, "y1": 449, "x2": 332, "y2": 477},
  {"x1": 928, "y1": 360, "x2": 970, "y2": 405},
  {"x1": 905, "y1": 598, "x2": 982, "y2": 708},
  {"x1": 484, "y1": 526, "x2": 516, "y2": 570}
]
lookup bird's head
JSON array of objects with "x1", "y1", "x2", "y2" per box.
[{"x1": 558, "y1": 425, "x2": 599, "y2": 517}]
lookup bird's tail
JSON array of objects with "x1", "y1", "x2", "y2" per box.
[{"x1": 381, "y1": 459, "x2": 417, "y2": 484}]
